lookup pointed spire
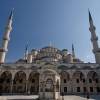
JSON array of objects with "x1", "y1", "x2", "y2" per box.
[
  {"x1": 72, "y1": 44, "x2": 75, "y2": 58},
  {"x1": 88, "y1": 9, "x2": 93, "y2": 23},
  {"x1": 49, "y1": 41, "x2": 52, "y2": 47},
  {"x1": 25, "y1": 44, "x2": 28, "y2": 53},
  {"x1": 24, "y1": 43, "x2": 29, "y2": 60},
  {"x1": 72, "y1": 44, "x2": 74, "y2": 51},
  {"x1": 9, "y1": 8, "x2": 14, "y2": 20}
]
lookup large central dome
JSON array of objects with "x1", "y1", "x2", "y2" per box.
[{"x1": 37, "y1": 46, "x2": 62, "y2": 62}]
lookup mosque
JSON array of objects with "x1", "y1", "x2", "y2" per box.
[{"x1": 0, "y1": 10, "x2": 100, "y2": 100}]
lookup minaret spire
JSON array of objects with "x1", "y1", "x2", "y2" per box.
[
  {"x1": 24, "y1": 43, "x2": 29, "y2": 61},
  {"x1": 49, "y1": 41, "x2": 52, "y2": 47},
  {"x1": 88, "y1": 10, "x2": 93, "y2": 23},
  {"x1": 89, "y1": 10, "x2": 100, "y2": 64},
  {"x1": 9, "y1": 8, "x2": 14, "y2": 20},
  {"x1": 0, "y1": 9, "x2": 13, "y2": 63},
  {"x1": 72, "y1": 44, "x2": 75, "y2": 58}
]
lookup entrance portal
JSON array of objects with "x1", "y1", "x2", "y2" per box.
[{"x1": 39, "y1": 69, "x2": 60, "y2": 100}]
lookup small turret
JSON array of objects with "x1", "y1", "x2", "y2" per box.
[
  {"x1": 24, "y1": 43, "x2": 29, "y2": 61},
  {"x1": 27, "y1": 53, "x2": 33, "y2": 63},
  {"x1": 72, "y1": 44, "x2": 75, "y2": 58}
]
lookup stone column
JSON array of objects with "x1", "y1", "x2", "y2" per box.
[
  {"x1": 53, "y1": 83, "x2": 55, "y2": 99},
  {"x1": 70, "y1": 73, "x2": 73, "y2": 94},
  {"x1": 26, "y1": 73, "x2": 29, "y2": 95},
  {"x1": 11, "y1": 73, "x2": 14, "y2": 94},
  {"x1": 26, "y1": 80, "x2": 28, "y2": 94},
  {"x1": 11, "y1": 79, "x2": 13, "y2": 94}
]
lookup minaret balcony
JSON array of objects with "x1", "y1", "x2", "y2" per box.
[
  {"x1": 5, "y1": 26, "x2": 12, "y2": 31},
  {"x1": 3, "y1": 37, "x2": 10, "y2": 41},
  {"x1": 89, "y1": 26, "x2": 96, "y2": 32},
  {"x1": 92, "y1": 49, "x2": 99, "y2": 54},
  {"x1": 91, "y1": 36, "x2": 98, "y2": 41},
  {"x1": 0, "y1": 48, "x2": 8, "y2": 52}
]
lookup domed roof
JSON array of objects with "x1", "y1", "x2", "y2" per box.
[
  {"x1": 62, "y1": 49, "x2": 68, "y2": 51},
  {"x1": 41, "y1": 46, "x2": 58, "y2": 50},
  {"x1": 36, "y1": 46, "x2": 62, "y2": 61},
  {"x1": 31, "y1": 49, "x2": 37, "y2": 52},
  {"x1": 40, "y1": 46, "x2": 60, "y2": 52}
]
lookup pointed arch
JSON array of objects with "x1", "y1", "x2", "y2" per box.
[
  {"x1": 28, "y1": 71, "x2": 39, "y2": 94},
  {"x1": 87, "y1": 71, "x2": 98, "y2": 79},
  {"x1": 72, "y1": 71, "x2": 85, "y2": 80},
  {"x1": 0, "y1": 71, "x2": 12, "y2": 93},
  {"x1": 87, "y1": 71, "x2": 100, "y2": 93},
  {"x1": 45, "y1": 78, "x2": 54, "y2": 92},
  {"x1": 60, "y1": 71, "x2": 70, "y2": 81},
  {"x1": 13, "y1": 71, "x2": 26, "y2": 94}
]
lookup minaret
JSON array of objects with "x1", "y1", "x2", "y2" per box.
[
  {"x1": 49, "y1": 41, "x2": 52, "y2": 47},
  {"x1": 72, "y1": 44, "x2": 75, "y2": 58},
  {"x1": 89, "y1": 10, "x2": 100, "y2": 64},
  {"x1": 24, "y1": 43, "x2": 28, "y2": 61},
  {"x1": 0, "y1": 9, "x2": 13, "y2": 64}
]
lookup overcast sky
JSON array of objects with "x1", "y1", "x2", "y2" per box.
[{"x1": 0, "y1": 0, "x2": 100, "y2": 63}]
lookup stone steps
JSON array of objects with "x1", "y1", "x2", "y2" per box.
[
  {"x1": 63, "y1": 95, "x2": 100, "y2": 100},
  {"x1": 0, "y1": 95, "x2": 38, "y2": 100},
  {"x1": 0, "y1": 95, "x2": 99, "y2": 100}
]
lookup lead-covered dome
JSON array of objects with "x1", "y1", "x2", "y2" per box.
[{"x1": 37, "y1": 46, "x2": 62, "y2": 62}]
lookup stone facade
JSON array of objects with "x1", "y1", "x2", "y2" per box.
[
  {"x1": 0, "y1": 10, "x2": 100, "y2": 100},
  {"x1": 0, "y1": 63, "x2": 100, "y2": 96}
]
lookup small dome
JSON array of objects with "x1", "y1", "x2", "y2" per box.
[
  {"x1": 62, "y1": 49, "x2": 68, "y2": 51},
  {"x1": 31, "y1": 49, "x2": 37, "y2": 52}
]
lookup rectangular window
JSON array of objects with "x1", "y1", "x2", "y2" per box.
[
  {"x1": 64, "y1": 87, "x2": 67, "y2": 92},
  {"x1": 90, "y1": 87, "x2": 93, "y2": 92},
  {"x1": 0, "y1": 86, "x2": 2, "y2": 91},
  {"x1": 77, "y1": 87, "x2": 80, "y2": 92},
  {"x1": 83, "y1": 79, "x2": 85, "y2": 83},
  {"x1": 96, "y1": 87, "x2": 100, "y2": 93},
  {"x1": 95, "y1": 79, "x2": 99, "y2": 83},
  {"x1": 64, "y1": 79, "x2": 66, "y2": 83},
  {"x1": 89, "y1": 79, "x2": 92, "y2": 83},
  {"x1": 76, "y1": 79, "x2": 79, "y2": 83},
  {"x1": 83, "y1": 87, "x2": 86, "y2": 93},
  {"x1": 32, "y1": 79, "x2": 35, "y2": 83}
]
